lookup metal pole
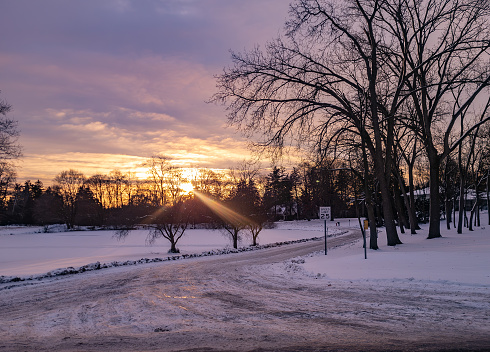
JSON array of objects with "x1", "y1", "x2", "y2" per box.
[
  {"x1": 324, "y1": 219, "x2": 327, "y2": 255},
  {"x1": 362, "y1": 228, "x2": 367, "y2": 259}
]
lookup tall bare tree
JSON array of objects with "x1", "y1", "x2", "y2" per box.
[
  {"x1": 86, "y1": 174, "x2": 107, "y2": 208},
  {"x1": 0, "y1": 162, "x2": 16, "y2": 211},
  {"x1": 194, "y1": 168, "x2": 226, "y2": 199},
  {"x1": 0, "y1": 94, "x2": 22, "y2": 214},
  {"x1": 0, "y1": 94, "x2": 22, "y2": 162},
  {"x1": 213, "y1": 0, "x2": 404, "y2": 245},
  {"x1": 380, "y1": 0, "x2": 490, "y2": 238},
  {"x1": 53, "y1": 169, "x2": 86, "y2": 229},
  {"x1": 145, "y1": 155, "x2": 173, "y2": 206}
]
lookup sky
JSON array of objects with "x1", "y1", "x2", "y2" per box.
[{"x1": 0, "y1": 0, "x2": 291, "y2": 185}]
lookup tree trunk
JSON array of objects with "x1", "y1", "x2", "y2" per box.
[
  {"x1": 476, "y1": 194, "x2": 480, "y2": 227},
  {"x1": 364, "y1": 190, "x2": 379, "y2": 250},
  {"x1": 361, "y1": 139, "x2": 378, "y2": 250},
  {"x1": 371, "y1": 138, "x2": 400, "y2": 244},
  {"x1": 408, "y1": 163, "x2": 420, "y2": 230},
  {"x1": 377, "y1": 172, "x2": 401, "y2": 245},
  {"x1": 368, "y1": 204, "x2": 378, "y2": 250},
  {"x1": 469, "y1": 199, "x2": 477, "y2": 231},
  {"x1": 365, "y1": 19, "x2": 400, "y2": 246},
  {"x1": 457, "y1": 175, "x2": 465, "y2": 234},
  {"x1": 374, "y1": 182, "x2": 383, "y2": 226},
  {"x1": 475, "y1": 176, "x2": 481, "y2": 228},
  {"x1": 393, "y1": 186, "x2": 406, "y2": 234},
  {"x1": 233, "y1": 230, "x2": 238, "y2": 249},
  {"x1": 396, "y1": 167, "x2": 416, "y2": 234},
  {"x1": 170, "y1": 241, "x2": 179, "y2": 253},
  {"x1": 453, "y1": 195, "x2": 457, "y2": 229},
  {"x1": 427, "y1": 150, "x2": 442, "y2": 239},
  {"x1": 444, "y1": 160, "x2": 452, "y2": 230},
  {"x1": 445, "y1": 200, "x2": 452, "y2": 230},
  {"x1": 487, "y1": 171, "x2": 489, "y2": 226}
]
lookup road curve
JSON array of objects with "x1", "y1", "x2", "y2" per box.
[{"x1": 1, "y1": 230, "x2": 489, "y2": 352}]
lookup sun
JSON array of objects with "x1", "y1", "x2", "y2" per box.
[{"x1": 180, "y1": 182, "x2": 194, "y2": 194}]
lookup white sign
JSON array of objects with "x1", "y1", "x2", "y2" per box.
[{"x1": 319, "y1": 206, "x2": 331, "y2": 220}]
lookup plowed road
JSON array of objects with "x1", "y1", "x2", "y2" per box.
[{"x1": 1, "y1": 231, "x2": 489, "y2": 351}]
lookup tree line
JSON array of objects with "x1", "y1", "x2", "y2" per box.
[
  {"x1": 1, "y1": 150, "x2": 488, "y2": 251},
  {"x1": 1, "y1": 158, "x2": 360, "y2": 228}
]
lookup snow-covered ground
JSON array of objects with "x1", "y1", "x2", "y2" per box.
[
  {"x1": 0, "y1": 221, "x2": 341, "y2": 277},
  {"x1": 1, "y1": 214, "x2": 488, "y2": 287},
  {"x1": 1, "y1": 215, "x2": 489, "y2": 351},
  {"x1": 300, "y1": 216, "x2": 490, "y2": 286}
]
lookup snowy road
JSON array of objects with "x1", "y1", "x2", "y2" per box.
[{"x1": 1, "y1": 230, "x2": 489, "y2": 352}]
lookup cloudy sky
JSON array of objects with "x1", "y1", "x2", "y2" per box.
[{"x1": 1, "y1": 0, "x2": 290, "y2": 184}]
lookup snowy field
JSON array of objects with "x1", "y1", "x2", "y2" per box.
[
  {"x1": 0, "y1": 220, "x2": 342, "y2": 277},
  {"x1": 1, "y1": 214, "x2": 488, "y2": 287}
]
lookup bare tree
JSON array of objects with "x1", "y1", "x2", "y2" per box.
[
  {"x1": 86, "y1": 174, "x2": 108, "y2": 208},
  {"x1": 108, "y1": 170, "x2": 126, "y2": 208},
  {"x1": 144, "y1": 155, "x2": 187, "y2": 206},
  {"x1": 166, "y1": 167, "x2": 186, "y2": 206},
  {"x1": 145, "y1": 155, "x2": 172, "y2": 206},
  {"x1": 124, "y1": 171, "x2": 137, "y2": 205},
  {"x1": 380, "y1": 0, "x2": 490, "y2": 238},
  {"x1": 0, "y1": 162, "x2": 16, "y2": 210},
  {"x1": 247, "y1": 215, "x2": 267, "y2": 247},
  {"x1": 194, "y1": 168, "x2": 226, "y2": 199},
  {"x1": 0, "y1": 94, "x2": 22, "y2": 215},
  {"x1": 53, "y1": 169, "x2": 86, "y2": 229},
  {"x1": 115, "y1": 200, "x2": 192, "y2": 254},
  {"x1": 0, "y1": 94, "x2": 22, "y2": 162},
  {"x1": 146, "y1": 201, "x2": 192, "y2": 253},
  {"x1": 213, "y1": 0, "x2": 404, "y2": 245}
]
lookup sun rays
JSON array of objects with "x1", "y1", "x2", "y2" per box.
[
  {"x1": 180, "y1": 182, "x2": 194, "y2": 194},
  {"x1": 192, "y1": 190, "x2": 251, "y2": 227}
]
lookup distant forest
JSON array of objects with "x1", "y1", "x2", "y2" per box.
[
  {"x1": 2, "y1": 157, "x2": 365, "y2": 228},
  {"x1": 2, "y1": 152, "x2": 488, "y2": 235}
]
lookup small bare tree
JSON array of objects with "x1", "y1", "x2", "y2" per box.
[
  {"x1": 146, "y1": 201, "x2": 192, "y2": 253},
  {"x1": 115, "y1": 200, "x2": 192, "y2": 254}
]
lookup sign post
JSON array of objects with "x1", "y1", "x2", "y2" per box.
[
  {"x1": 319, "y1": 207, "x2": 331, "y2": 255},
  {"x1": 362, "y1": 219, "x2": 368, "y2": 259}
]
